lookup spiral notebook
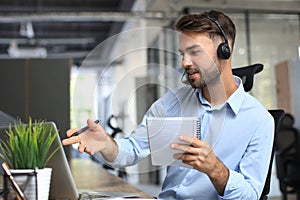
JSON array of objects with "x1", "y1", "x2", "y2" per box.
[{"x1": 146, "y1": 117, "x2": 200, "y2": 167}]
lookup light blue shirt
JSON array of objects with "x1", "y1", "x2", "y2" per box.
[{"x1": 96, "y1": 76, "x2": 274, "y2": 200}]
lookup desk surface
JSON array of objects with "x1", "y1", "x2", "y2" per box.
[{"x1": 70, "y1": 158, "x2": 154, "y2": 199}]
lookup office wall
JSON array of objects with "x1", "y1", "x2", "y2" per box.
[
  {"x1": 276, "y1": 59, "x2": 300, "y2": 129},
  {"x1": 0, "y1": 58, "x2": 71, "y2": 159}
]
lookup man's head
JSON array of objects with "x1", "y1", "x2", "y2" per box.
[
  {"x1": 175, "y1": 10, "x2": 236, "y2": 56},
  {"x1": 175, "y1": 10, "x2": 236, "y2": 88}
]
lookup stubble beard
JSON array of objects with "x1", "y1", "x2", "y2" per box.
[{"x1": 188, "y1": 61, "x2": 222, "y2": 89}]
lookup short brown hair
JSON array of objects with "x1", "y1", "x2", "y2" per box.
[{"x1": 175, "y1": 10, "x2": 236, "y2": 49}]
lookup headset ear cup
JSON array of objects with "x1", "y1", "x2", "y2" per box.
[{"x1": 217, "y1": 43, "x2": 231, "y2": 59}]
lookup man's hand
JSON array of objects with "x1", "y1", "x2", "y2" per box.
[
  {"x1": 172, "y1": 135, "x2": 229, "y2": 195},
  {"x1": 62, "y1": 119, "x2": 118, "y2": 162}
]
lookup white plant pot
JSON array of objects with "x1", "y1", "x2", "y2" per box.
[{"x1": 7, "y1": 168, "x2": 52, "y2": 200}]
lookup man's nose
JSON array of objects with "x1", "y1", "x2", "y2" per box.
[{"x1": 182, "y1": 57, "x2": 192, "y2": 68}]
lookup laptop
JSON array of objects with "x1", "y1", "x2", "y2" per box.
[{"x1": 0, "y1": 122, "x2": 142, "y2": 200}]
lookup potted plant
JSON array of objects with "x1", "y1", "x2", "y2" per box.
[{"x1": 0, "y1": 118, "x2": 60, "y2": 200}]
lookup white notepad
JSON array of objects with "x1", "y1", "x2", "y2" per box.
[{"x1": 146, "y1": 117, "x2": 200, "y2": 167}]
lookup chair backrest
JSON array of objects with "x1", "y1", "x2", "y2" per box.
[
  {"x1": 232, "y1": 64, "x2": 285, "y2": 200},
  {"x1": 275, "y1": 113, "x2": 298, "y2": 155},
  {"x1": 275, "y1": 113, "x2": 300, "y2": 184},
  {"x1": 232, "y1": 63, "x2": 263, "y2": 92},
  {"x1": 260, "y1": 109, "x2": 285, "y2": 200}
]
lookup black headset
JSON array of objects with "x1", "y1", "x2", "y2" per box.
[{"x1": 208, "y1": 15, "x2": 231, "y2": 59}]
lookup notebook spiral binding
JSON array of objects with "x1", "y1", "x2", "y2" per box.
[{"x1": 196, "y1": 119, "x2": 201, "y2": 140}]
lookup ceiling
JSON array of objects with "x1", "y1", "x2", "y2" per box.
[
  {"x1": 0, "y1": 0, "x2": 299, "y2": 66},
  {"x1": 0, "y1": 0, "x2": 135, "y2": 65}
]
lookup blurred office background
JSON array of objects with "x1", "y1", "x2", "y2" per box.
[{"x1": 0, "y1": 0, "x2": 299, "y2": 199}]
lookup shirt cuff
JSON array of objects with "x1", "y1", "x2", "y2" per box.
[{"x1": 222, "y1": 170, "x2": 245, "y2": 199}]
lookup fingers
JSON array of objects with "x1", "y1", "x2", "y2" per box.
[
  {"x1": 87, "y1": 118, "x2": 105, "y2": 133},
  {"x1": 66, "y1": 128, "x2": 78, "y2": 137},
  {"x1": 77, "y1": 139, "x2": 94, "y2": 155},
  {"x1": 171, "y1": 143, "x2": 199, "y2": 155},
  {"x1": 62, "y1": 135, "x2": 81, "y2": 146},
  {"x1": 87, "y1": 119, "x2": 98, "y2": 129},
  {"x1": 78, "y1": 142, "x2": 86, "y2": 153},
  {"x1": 178, "y1": 135, "x2": 201, "y2": 147},
  {"x1": 170, "y1": 135, "x2": 201, "y2": 154},
  {"x1": 62, "y1": 128, "x2": 81, "y2": 146},
  {"x1": 174, "y1": 153, "x2": 196, "y2": 162},
  {"x1": 171, "y1": 136, "x2": 211, "y2": 162},
  {"x1": 63, "y1": 119, "x2": 99, "y2": 146},
  {"x1": 63, "y1": 119, "x2": 104, "y2": 153}
]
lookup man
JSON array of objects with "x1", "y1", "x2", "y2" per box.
[{"x1": 62, "y1": 10, "x2": 274, "y2": 199}]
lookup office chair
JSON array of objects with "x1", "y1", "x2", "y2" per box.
[
  {"x1": 232, "y1": 63, "x2": 263, "y2": 92},
  {"x1": 261, "y1": 109, "x2": 285, "y2": 200},
  {"x1": 275, "y1": 113, "x2": 300, "y2": 200},
  {"x1": 232, "y1": 63, "x2": 285, "y2": 200},
  {"x1": 107, "y1": 115, "x2": 124, "y2": 138}
]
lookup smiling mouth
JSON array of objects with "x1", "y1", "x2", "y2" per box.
[
  {"x1": 187, "y1": 71, "x2": 198, "y2": 75},
  {"x1": 186, "y1": 70, "x2": 199, "y2": 78},
  {"x1": 186, "y1": 67, "x2": 200, "y2": 75}
]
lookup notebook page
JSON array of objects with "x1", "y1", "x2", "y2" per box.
[{"x1": 146, "y1": 117, "x2": 200, "y2": 167}]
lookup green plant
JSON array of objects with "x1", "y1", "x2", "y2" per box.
[{"x1": 0, "y1": 118, "x2": 60, "y2": 169}]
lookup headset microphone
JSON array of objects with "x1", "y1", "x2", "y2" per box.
[
  {"x1": 181, "y1": 72, "x2": 189, "y2": 84},
  {"x1": 208, "y1": 15, "x2": 231, "y2": 60}
]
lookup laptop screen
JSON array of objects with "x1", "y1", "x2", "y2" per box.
[{"x1": 0, "y1": 122, "x2": 79, "y2": 200}]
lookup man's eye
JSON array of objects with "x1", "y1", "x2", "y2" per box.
[{"x1": 190, "y1": 50, "x2": 200, "y2": 56}]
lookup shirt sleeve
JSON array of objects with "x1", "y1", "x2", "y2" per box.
[
  {"x1": 93, "y1": 93, "x2": 170, "y2": 167},
  {"x1": 93, "y1": 123, "x2": 150, "y2": 167},
  {"x1": 221, "y1": 114, "x2": 275, "y2": 200}
]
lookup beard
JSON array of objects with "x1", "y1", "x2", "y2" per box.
[{"x1": 188, "y1": 60, "x2": 222, "y2": 89}]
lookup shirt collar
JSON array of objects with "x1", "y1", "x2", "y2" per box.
[
  {"x1": 196, "y1": 76, "x2": 245, "y2": 115},
  {"x1": 226, "y1": 76, "x2": 246, "y2": 115}
]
